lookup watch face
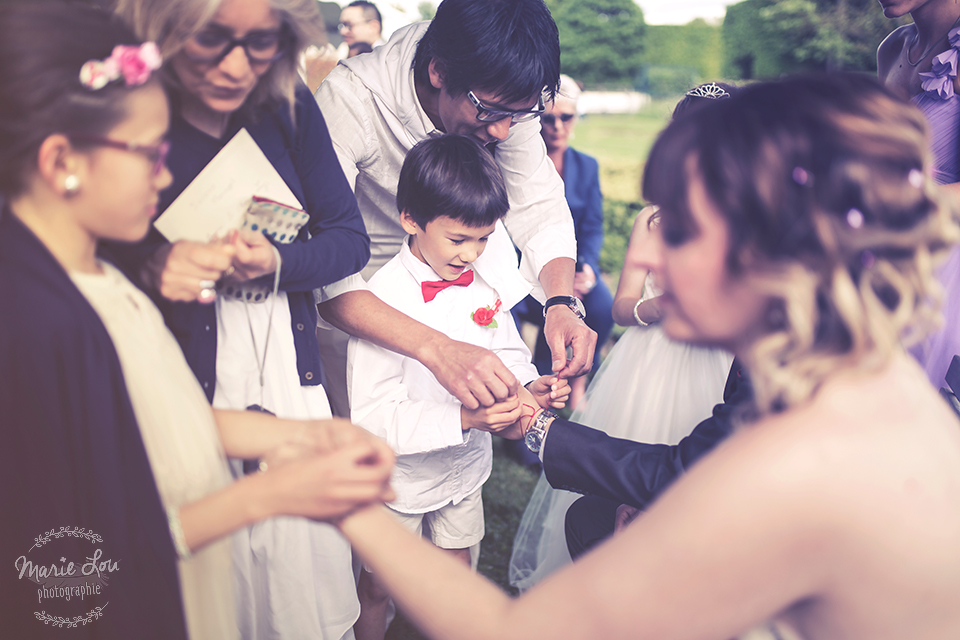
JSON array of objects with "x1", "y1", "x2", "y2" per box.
[
  {"x1": 571, "y1": 297, "x2": 586, "y2": 318},
  {"x1": 524, "y1": 428, "x2": 542, "y2": 453}
]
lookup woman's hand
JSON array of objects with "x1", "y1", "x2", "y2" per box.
[
  {"x1": 526, "y1": 375, "x2": 571, "y2": 410},
  {"x1": 225, "y1": 229, "x2": 279, "y2": 282},
  {"x1": 573, "y1": 263, "x2": 597, "y2": 298},
  {"x1": 263, "y1": 438, "x2": 396, "y2": 523},
  {"x1": 260, "y1": 418, "x2": 388, "y2": 471},
  {"x1": 142, "y1": 240, "x2": 235, "y2": 304}
]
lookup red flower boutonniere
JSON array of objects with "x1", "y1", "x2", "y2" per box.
[{"x1": 472, "y1": 299, "x2": 502, "y2": 328}]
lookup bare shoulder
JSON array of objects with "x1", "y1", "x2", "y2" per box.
[{"x1": 877, "y1": 24, "x2": 913, "y2": 81}]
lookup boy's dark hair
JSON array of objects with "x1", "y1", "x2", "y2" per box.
[
  {"x1": 347, "y1": 0, "x2": 382, "y2": 26},
  {"x1": 397, "y1": 135, "x2": 509, "y2": 229},
  {"x1": 412, "y1": 0, "x2": 560, "y2": 105}
]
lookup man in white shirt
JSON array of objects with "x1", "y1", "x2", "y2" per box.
[
  {"x1": 316, "y1": 0, "x2": 597, "y2": 417},
  {"x1": 347, "y1": 135, "x2": 568, "y2": 640},
  {"x1": 336, "y1": 1, "x2": 384, "y2": 59}
]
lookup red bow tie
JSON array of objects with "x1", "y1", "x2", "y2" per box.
[{"x1": 421, "y1": 269, "x2": 475, "y2": 302}]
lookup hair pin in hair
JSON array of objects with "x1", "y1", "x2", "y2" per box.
[
  {"x1": 908, "y1": 168, "x2": 924, "y2": 188},
  {"x1": 79, "y1": 42, "x2": 162, "y2": 91},
  {"x1": 792, "y1": 166, "x2": 811, "y2": 187},
  {"x1": 685, "y1": 82, "x2": 730, "y2": 100},
  {"x1": 846, "y1": 208, "x2": 864, "y2": 229}
]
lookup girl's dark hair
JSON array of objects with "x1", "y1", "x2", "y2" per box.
[
  {"x1": 644, "y1": 73, "x2": 957, "y2": 416},
  {"x1": 412, "y1": 0, "x2": 560, "y2": 104},
  {"x1": 0, "y1": 2, "x2": 148, "y2": 197},
  {"x1": 397, "y1": 134, "x2": 509, "y2": 229}
]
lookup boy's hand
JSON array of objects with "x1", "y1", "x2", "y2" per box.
[
  {"x1": 527, "y1": 375, "x2": 571, "y2": 410},
  {"x1": 461, "y1": 395, "x2": 521, "y2": 435}
]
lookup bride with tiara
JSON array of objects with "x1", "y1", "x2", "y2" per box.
[{"x1": 509, "y1": 83, "x2": 737, "y2": 591}]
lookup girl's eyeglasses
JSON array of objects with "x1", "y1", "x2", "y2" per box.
[
  {"x1": 541, "y1": 113, "x2": 575, "y2": 126},
  {"x1": 68, "y1": 134, "x2": 170, "y2": 177}
]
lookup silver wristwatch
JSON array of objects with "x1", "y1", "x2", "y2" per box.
[
  {"x1": 543, "y1": 295, "x2": 586, "y2": 321},
  {"x1": 524, "y1": 409, "x2": 557, "y2": 454}
]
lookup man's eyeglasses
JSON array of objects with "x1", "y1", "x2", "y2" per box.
[
  {"x1": 68, "y1": 134, "x2": 170, "y2": 177},
  {"x1": 184, "y1": 25, "x2": 289, "y2": 65},
  {"x1": 467, "y1": 90, "x2": 545, "y2": 123},
  {"x1": 338, "y1": 20, "x2": 373, "y2": 31},
  {"x1": 541, "y1": 113, "x2": 575, "y2": 126}
]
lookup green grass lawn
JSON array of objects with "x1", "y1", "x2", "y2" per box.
[{"x1": 573, "y1": 97, "x2": 676, "y2": 202}]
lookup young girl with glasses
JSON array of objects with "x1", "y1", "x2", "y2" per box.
[{"x1": 0, "y1": 4, "x2": 392, "y2": 639}]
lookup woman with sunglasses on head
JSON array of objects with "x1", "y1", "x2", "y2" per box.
[
  {"x1": 333, "y1": 73, "x2": 960, "y2": 640},
  {"x1": 513, "y1": 74, "x2": 614, "y2": 411},
  {"x1": 110, "y1": 0, "x2": 372, "y2": 638},
  {"x1": 0, "y1": 3, "x2": 392, "y2": 640}
]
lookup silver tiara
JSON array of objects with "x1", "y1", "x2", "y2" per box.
[{"x1": 685, "y1": 82, "x2": 730, "y2": 100}]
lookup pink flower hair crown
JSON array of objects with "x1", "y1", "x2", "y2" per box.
[{"x1": 79, "y1": 42, "x2": 162, "y2": 91}]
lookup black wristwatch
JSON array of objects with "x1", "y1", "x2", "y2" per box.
[
  {"x1": 524, "y1": 409, "x2": 557, "y2": 454},
  {"x1": 542, "y1": 295, "x2": 586, "y2": 320}
]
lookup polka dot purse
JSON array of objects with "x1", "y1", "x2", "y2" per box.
[{"x1": 220, "y1": 195, "x2": 310, "y2": 303}]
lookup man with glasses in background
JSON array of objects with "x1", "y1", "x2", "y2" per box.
[
  {"x1": 337, "y1": 0, "x2": 383, "y2": 58},
  {"x1": 314, "y1": 0, "x2": 596, "y2": 430}
]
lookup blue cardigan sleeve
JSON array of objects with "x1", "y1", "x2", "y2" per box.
[
  {"x1": 269, "y1": 85, "x2": 370, "y2": 291},
  {"x1": 566, "y1": 148, "x2": 604, "y2": 275}
]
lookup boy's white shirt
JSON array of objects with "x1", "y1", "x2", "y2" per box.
[
  {"x1": 314, "y1": 21, "x2": 576, "y2": 305},
  {"x1": 348, "y1": 233, "x2": 539, "y2": 514}
]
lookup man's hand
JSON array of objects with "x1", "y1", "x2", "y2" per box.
[
  {"x1": 424, "y1": 338, "x2": 520, "y2": 410},
  {"x1": 143, "y1": 240, "x2": 235, "y2": 303},
  {"x1": 526, "y1": 375, "x2": 570, "y2": 410},
  {"x1": 460, "y1": 395, "x2": 521, "y2": 434},
  {"x1": 614, "y1": 504, "x2": 641, "y2": 534},
  {"x1": 544, "y1": 305, "x2": 597, "y2": 379}
]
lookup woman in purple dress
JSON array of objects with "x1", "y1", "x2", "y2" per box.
[{"x1": 878, "y1": 0, "x2": 960, "y2": 388}]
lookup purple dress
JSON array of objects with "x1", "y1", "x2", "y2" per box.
[{"x1": 912, "y1": 27, "x2": 960, "y2": 388}]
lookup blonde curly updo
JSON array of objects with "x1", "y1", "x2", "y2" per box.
[{"x1": 643, "y1": 73, "x2": 959, "y2": 418}]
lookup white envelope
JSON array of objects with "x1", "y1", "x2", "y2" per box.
[{"x1": 155, "y1": 128, "x2": 302, "y2": 243}]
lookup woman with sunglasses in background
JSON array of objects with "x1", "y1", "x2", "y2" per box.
[
  {"x1": 110, "y1": 0, "x2": 371, "y2": 638},
  {"x1": 512, "y1": 74, "x2": 615, "y2": 413}
]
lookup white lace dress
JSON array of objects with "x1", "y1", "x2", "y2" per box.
[
  {"x1": 509, "y1": 280, "x2": 733, "y2": 591},
  {"x1": 213, "y1": 292, "x2": 357, "y2": 640}
]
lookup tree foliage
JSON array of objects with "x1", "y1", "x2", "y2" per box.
[
  {"x1": 723, "y1": 0, "x2": 908, "y2": 79},
  {"x1": 546, "y1": 0, "x2": 646, "y2": 87}
]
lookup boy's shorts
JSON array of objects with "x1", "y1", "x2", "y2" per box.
[
  {"x1": 391, "y1": 487, "x2": 484, "y2": 549},
  {"x1": 361, "y1": 488, "x2": 484, "y2": 577}
]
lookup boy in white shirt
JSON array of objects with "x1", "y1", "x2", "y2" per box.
[{"x1": 348, "y1": 134, "x2": 569, "y2": 640}]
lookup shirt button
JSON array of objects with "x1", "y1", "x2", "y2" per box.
[
  {"x1": 205, "y1": 325, "x2": 211, "y2": 332},
  {"x1": 296, "y1": 323, "x2": 305, "y2": 331},
  {"x1": 305, "y1": 371, "x2": 314, "y2": 381},
  {"x1": 203, "y1": 381, "x2": 209, "y2": 389}
]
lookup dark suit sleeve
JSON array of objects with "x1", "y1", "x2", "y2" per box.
[{"x1": 542, "y1": 362, "x2": 749, "y2": 509}]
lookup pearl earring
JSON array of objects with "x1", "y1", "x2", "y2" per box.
[{"x1": 63, "y1": 174, "x2": 80, "y2": 196}]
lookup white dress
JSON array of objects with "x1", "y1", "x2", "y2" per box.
[
  {"x1": 71, "y1": 263, "x2": 236, "y2": 640},
  {"x1": 213, "y1": 293, "x2": 358, "y2": 640},
  {"x1": 509, "y1": 299, "x2": 733, "y2": 591}
]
